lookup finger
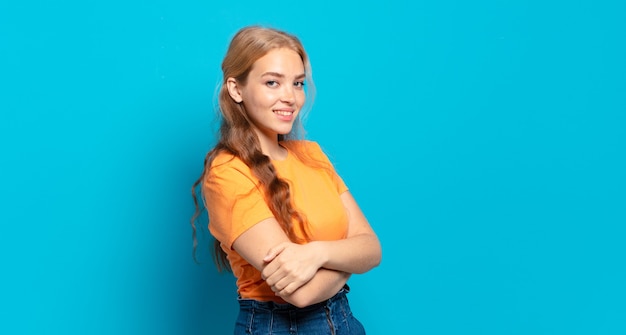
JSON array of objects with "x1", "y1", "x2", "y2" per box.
[
  {"x1": 264, "y1": 273, "x2": 277, "y2": 287},
  {"x1": 263, "y1": 267, "x2": 287, "y2": 286},
  {"x1": 271, "y1": 282, "x2": 283, "y2": 293},
  {"x1": 261, "y1": 256, "x2": 282, "y2": 280},
  {"x1": 270, "y1": 275, "x2": 294, "y2": 294},
  {"x1": 263, "y1": 243, "x2": 287, "y2": 262},
  {"x1": 261, "y1": 264, "x2": 275, "y2": 281},
  {"x1": 276, "y1": 281, "x2": 301, "y2": 297}
]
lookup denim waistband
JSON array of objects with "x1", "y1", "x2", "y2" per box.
[{"x1": 237, "y1": 285, "x2": 350, "y2": 312}]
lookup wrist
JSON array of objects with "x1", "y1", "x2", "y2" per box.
[{"x1": 309, "y1": 241, "x2": 329, "y2": 268}]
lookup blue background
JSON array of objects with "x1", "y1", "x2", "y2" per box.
[{"x1": 1, "y1": 1, "x2": 625, "y2": 334}]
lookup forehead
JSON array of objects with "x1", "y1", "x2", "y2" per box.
[{"x1": 250, "y1": 48, "x2": 305, "y2": 75}]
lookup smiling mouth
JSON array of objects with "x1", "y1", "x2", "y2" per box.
[{"x1": 273, "y1": 110, "x2": 294, "y2": 116}]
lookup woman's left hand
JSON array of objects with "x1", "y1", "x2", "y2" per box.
[{"x1": 261, "y1": 241, "x2": 325, "y2": 296}]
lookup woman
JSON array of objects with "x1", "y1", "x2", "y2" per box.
[{"x1": 192, "y1": 25, "x2": 381, "y2": 334}]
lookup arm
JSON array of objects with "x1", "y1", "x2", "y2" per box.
[
  {"x1": 232, "y1": 217, "x2": 348, "y2": 307},
  {"x1": 261, "y1": 191, "x2": 381, "y2": 305},
  {"x1": 234, "y1": 191, "x2": 381, "y2": 307},
  {"x1": 317, "y1": 191, "x2": 382, "y2": 272},
  {"x1": 264, "y1": 191, "x2": 382, "y2": 275},
  {"x1": 277, "y1": 268, "x2": 351, "y2": 308}
]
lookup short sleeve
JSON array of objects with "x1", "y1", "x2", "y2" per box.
[{"x1": 203, "y1": 155, "x2": 274, "y2": 250}]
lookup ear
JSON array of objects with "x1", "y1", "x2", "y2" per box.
[{"x1": 226, "y1": 77, "x2": 243, "y2": 103}]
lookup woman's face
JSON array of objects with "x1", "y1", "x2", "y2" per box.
[{"x1": 233, "y1": 48, "x2": 306, "y2": 141}]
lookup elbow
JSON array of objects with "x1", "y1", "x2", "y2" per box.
[
  {"x1": 282, "y1": 294, "x2": 314, "y2": 309},
  {"x1": 360, "y1": 243, "x2": 382, "y2": 273},
  {"x1": 371, "y1": 241, "x2": 382, "y2": 268},
  {"x1": 374, "y1": 244, "x2": 382, "y2": 267},
  {"x1": 362, "y1": 255, "x2": 382, "y2": 274},
  {"x1": 351, "y1": 254, "x2": 382, "y2": 275},
  {"x1": 291, "y1": 298, "x2": 313, "y2": 309},
  {"x1": 371, "y1": 252, "x2": 382, "y2": 269},
  {"x1": 368, "y1": 235, "x2": 382, "y2": 269},
  {"x1": 367, "y1": 235, "x2": 382, "y2": 266}
]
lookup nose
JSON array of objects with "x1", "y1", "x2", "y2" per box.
[{"x1": 280, "y1": 85, "x2": 296, "y2": 104}]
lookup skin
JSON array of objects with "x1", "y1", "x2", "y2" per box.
[
  {"x1": 226, "y1": 48, "x2": 382, "y2": 308},
  {"x1": 227, "y1": 48, "x2": 306, "y2": 160}
]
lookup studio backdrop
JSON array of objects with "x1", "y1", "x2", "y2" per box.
[{"x1": 1, "y1": 1, "x2": 625, "y2": 334}]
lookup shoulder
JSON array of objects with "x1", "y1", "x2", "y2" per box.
[
  {"x1": 211, "y1": 151, "x2": 248, "y2": 170},
  {"x1": 207, "y1": 150, "x2": 257, "y2": 184},
  {"x1": 281, "y1": 140, "x2": 336, "y2": 170},
  {"x1": 281, "y1": 140, "x2": 324, "y2": 156},
  {"x1": 211, "y1": 150, "x2": 242, "y2": 169}
]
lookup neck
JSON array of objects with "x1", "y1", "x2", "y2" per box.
[{"x1": 254, "y1": 128, "x2": 287, "y2": 161}]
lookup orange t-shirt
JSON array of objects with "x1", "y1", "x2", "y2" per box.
[{"x1": 203, "y1": 140, "x2": 349, "y2": 302}]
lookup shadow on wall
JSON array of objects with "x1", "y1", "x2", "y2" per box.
[
  {"x1": 176, "y1": 117, "x2": 239, "y2": 334},
  {"x1": 189, "y1": 226, "x2": 239, "y2": 334}
]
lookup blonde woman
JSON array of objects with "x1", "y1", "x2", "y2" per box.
[{"x1": 192, "y1": 26, "x2": 381, "y2": 334}]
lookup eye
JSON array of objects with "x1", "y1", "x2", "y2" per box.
[
  {"x1": 294, "y1": 81, "x2": 305, "y2": 88},
  {"x1": 266, "y1": 80, "x2": 278, "y2": 88}
]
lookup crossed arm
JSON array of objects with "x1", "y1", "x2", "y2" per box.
[{"x1": 232, "y1": 191, "x2": 382, "y2": 308}]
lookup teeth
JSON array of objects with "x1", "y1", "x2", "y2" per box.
[{"x1": 274, "y1": 110, "x2": 293, "y2": 116}]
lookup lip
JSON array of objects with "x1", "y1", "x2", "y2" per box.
[{"x1": 273, "y1": 108, "x2": 296, "y2": 121}]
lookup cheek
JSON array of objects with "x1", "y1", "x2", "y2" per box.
[
  {"x1": 252, "y1": 90, "x2": 279, "y2": 107},
  {"x1": 296, "y1": 91, "x2": 306, "y2": 105}
]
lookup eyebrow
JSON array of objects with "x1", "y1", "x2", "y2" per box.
[{"x1": 261, "y1": 72, "x2": 306, "y2": 80}]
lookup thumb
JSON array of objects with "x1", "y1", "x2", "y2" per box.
[{"x1": 263, "y1": 243, "x2": 287, "y2": 262}]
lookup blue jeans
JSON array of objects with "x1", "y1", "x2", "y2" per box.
[{"x1": 234, "y1": 286, "x2": 366, "y2": 335}]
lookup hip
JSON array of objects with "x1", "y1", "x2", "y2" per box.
[{"x1": 234, "y1": 286, "x2": 365, "y2": 335}]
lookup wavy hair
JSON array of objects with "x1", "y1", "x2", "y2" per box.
[{"x1": 191, "y1": 26, "x2": 316, "y2": 270}]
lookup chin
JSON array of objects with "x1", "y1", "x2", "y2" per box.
[{"x1": 276, "y1": 127, "x2": 294, "y2": 135}]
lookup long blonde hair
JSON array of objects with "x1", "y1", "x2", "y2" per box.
[{"x1": 191, "y1": 26, "x2": 315, "y2": 270}]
